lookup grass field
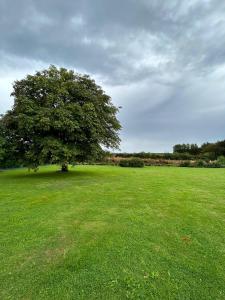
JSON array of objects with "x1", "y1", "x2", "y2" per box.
[{"x1": 0, "y1": 165, "x2": 225, "y2": 299}]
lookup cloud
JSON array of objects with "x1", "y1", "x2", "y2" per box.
[{"x1": 0, "y1": 0, "x2": 225, "y2": 151}]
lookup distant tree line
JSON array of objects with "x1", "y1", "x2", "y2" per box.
[
  {"x1": 112, "y1": 140, "x2": 225, "y2": 161},
  {"x1": 112, "y1": 151, "x2": 192, "y2": 160},
  {"x1": 173, "y1": 143, "x2": 200, "y2": 155},
  {"x1": 173, "y1": 141, "x2": 225, "y2": 160}
]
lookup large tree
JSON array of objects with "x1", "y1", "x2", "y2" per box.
[
  {"x1": 0, "y1": 119, "x2": 6, "y2": 163},
  {"x1": 2, "y1": 66, "x2": 121, "y2": 171}
]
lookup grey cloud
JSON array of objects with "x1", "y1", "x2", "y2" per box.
[
  {"x1": 1, "y1": 0, "x2": 225, "y2": 84},
  {"x1": 108, "y1": 68, "x2": 225, "y2": 151},
  {"x1": 0, "y1": 0, "x2": 225, "y2": 151}
]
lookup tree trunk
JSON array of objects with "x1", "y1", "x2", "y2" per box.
[{"x1": 61, "y1": 163, "x2": 69, "y2": 172}]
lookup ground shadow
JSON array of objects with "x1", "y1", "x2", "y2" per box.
[{"x1": 3, "y1": 166, "x2": 105, "y2": 181}]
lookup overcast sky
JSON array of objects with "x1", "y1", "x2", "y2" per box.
[{"x1": 1, "y1": 0, "x2": 225, "y2": 152}]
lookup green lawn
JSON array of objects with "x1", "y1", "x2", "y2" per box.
[{"x1": 0, "y1": 165, "x2": 225, "y2": 299}]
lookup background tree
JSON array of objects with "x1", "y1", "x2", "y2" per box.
[
  {"x1": 173, "y1": 143, "x2": 200, "y2": 155},
  {"x1": 201, "y1": 141, "x2": 225, "y2": 160},
  {"x1": 2, "y1": 66, "x2": 121, "y2": 171}
]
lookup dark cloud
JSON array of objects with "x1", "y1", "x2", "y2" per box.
[{"x1": 0, "y1": 0, "x2": 225, "y2": 151}]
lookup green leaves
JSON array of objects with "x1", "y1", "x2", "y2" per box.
[{"x1": 2, "y1": 65, "x2": 121, "y2": 170}]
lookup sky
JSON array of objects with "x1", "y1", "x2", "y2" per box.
[{"x1": 1, "y1": 0, "x2": 225, "y2": 152}]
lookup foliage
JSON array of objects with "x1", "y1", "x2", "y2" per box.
[
  {"x1": 179, "y1": 161, "x2": 191, "y2": 167},
  {"x1": 112, "y1": 139, "x2": 225, "y2": 163},
  {"x1": 179, "y1": 159, "x2": 224, "y2": 168},
  {"x1": 206, "y1": 161, "x2": 221, "y2": 168},
  {"x1": 0, "y1": 119, "x2": 5, "y2": 162},
  {"x1": 216, "y1": 156, "x2": 225, "y2": 167},
  {"x1": 173, "y1": 143, "x2": 200, "y2": 155},
  {"x1": 113, "y1": 152, "x2": 194, "y2": 161},
  {"x1": 174, "y1": 140, "x2": 225, "y2": 160},
  {"x1": 119, "y1": 158, "x2": 144, "y2": 168},
  {"x1": 194, "y1": 160, "x2": 206, "y2": 168},
  {"x1": 201, "y1": 141, "x2": 225, "y2": 159},
  {"x1": 2, "y1": 66, "x2": 121, "y2": 171},
  {"x1": 0, "y1": 118, "x2": 22, "y2": 169}
]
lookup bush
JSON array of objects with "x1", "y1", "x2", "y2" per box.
[
  {"x1": 217, "y1": 156, "x2": 225, "y2": 167},
  {"x1": 174, "y1": 152, "x2": 193, "y2": 160},
  {"x1": 195, "y1": 160, "x2": 206, "y2": 168},
  {"x1": 206, "y1": 162, "x2": 221, "y2": 168},
  {"x1": 179, "y1": 161, "x2": 191, "y2": 167},
  {"x1": 119, "y1": 158, "x2": 144, "y2": 168},
  {"x1": 119, "y1": 159, "x2": 129, "y2": 167}
]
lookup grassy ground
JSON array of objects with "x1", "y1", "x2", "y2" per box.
[{"x1": 0, "y1": 165, "x2": 225, "y2": 299}]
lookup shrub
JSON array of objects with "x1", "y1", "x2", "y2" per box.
[
  {"x1": 119, "y1": 158, "x2": 144, "y2": 168},
  {"x1": 119, "y1": 159, "x2": 129, "y2": 167},
  {"x1": 179, "y1": 161, "x2": 191, "y2": 167},
  {"x1": 174, "y1": 152, "x2": 193, "y2": 160},
  {"x1": 206, "y1": 162, "x2": 221, "y2": 168},
  {"x1": 217, "y1": 156, "x2": 225, "y2": 167},
  {"x1": 195, "y1": 160, "x2": 206, "y2": 168}
]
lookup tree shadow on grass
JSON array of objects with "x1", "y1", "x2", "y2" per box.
[{"x1": 4, "y1": 166, "x2": 104, "y2": 181}]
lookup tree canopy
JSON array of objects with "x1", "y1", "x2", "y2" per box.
[
  {"x1": 173, "y1": 141, "x2": 225, "y2": 160},
  {"x1": 2, "y1": 66, "x2": 121, "y2": 171},
  {"x1": 0, "y1": 119, "x2": 6, "y2": 162},
  {"x1": 173, "y1": 143, "x2": 200, "y2": 155}
]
